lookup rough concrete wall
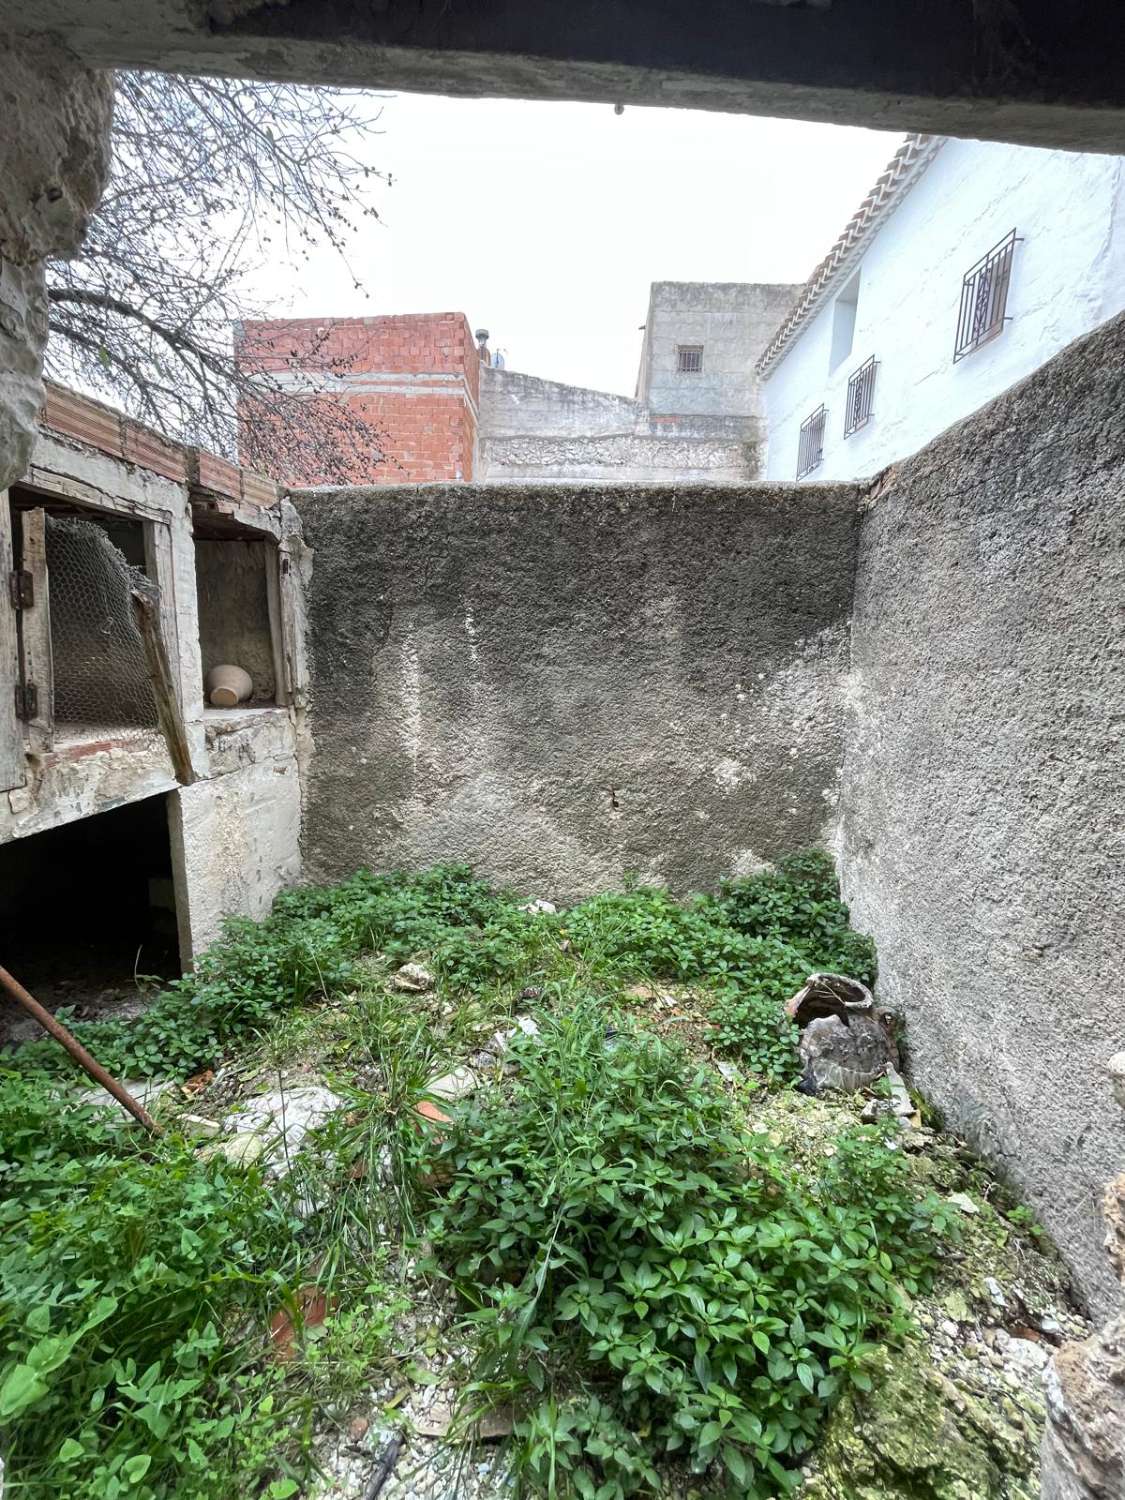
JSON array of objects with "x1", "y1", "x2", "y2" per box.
[
  {"x1": 0, "y1": 37, "x2": 111, "y2": 491},
  {"x1": 639, "y1": 283, "x2": 799, "y2": 418},
  {"x1": 295, "y1": 482, "x2": 860, "y2": 900},
  {"x1": 14, "y1": 1, "x2": 1125, "y2": 152},
  {"x1": 839, "y1": 313, "x2": 1125, "y2": 1319},
  {"x1": 195, "y1": 539, "x2": 276, "y2": 701}
]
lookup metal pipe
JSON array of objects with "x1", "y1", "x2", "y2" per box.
[{"x1": 0, "y1": 964, "x2": 161, "y2": 1135}]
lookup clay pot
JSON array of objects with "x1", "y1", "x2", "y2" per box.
[{"x1": 205, "y1": 663, "x2": 253, "y2": 708}]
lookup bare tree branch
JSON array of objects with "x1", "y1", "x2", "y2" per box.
[{"x1": 46, "y1": 71, "x2": 390, "y2": 484}]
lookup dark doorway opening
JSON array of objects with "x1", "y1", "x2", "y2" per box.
[{"x1": 0, "y1": 794, "x2": 180, "y2": 1047}]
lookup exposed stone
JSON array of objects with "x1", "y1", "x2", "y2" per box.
[
  {"x1": 393, "y1": 963, "x2": 434, "y2": 994},
  {"x1": 222, "y1": 1084, "x2": 345, "y2": 1171},
  {"x1": 947, "y1": 1193, "x2": 981, "y2": 1216},
  {"x1": 1041, "y1": 1318, "x2": 1125, "y2": 1500},
  {"x1": 517, "y1": 898, "x2": 557, "y2": 915},
  {"x1": 803, "y1": 1346, "x2": 1042, "y2": 1500},
  {"x1": 0, "y1": 37, "x2": 112, "y2": 491},
  {"x1": 201, "y1": 1129, "x2": 265, "y2": 1168},
  {"x1": 1107, "y1": 1054, "x2": 1125, "y2": 1113},
  {"x1": 424, "y1": 1067, "x2": 478, "y2": 1102},
  {"x1": 798, "y1": 1012, "x2": 899, "y2": 1094}
]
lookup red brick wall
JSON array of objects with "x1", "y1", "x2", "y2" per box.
[{"x1": 237, "y1": 313, "x2": 480, "y2": 485}]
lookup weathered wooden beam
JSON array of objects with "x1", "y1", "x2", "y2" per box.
[{"x1": 130, "y1": 576, "x2": 196, "y2": 786}]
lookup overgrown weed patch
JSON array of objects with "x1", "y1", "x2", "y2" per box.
[{"x1": 1, "y1": 853, "x2": 1038, "y2": 1500}]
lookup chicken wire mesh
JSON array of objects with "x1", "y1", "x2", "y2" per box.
[{"x1": 45, "y1": 514, "x2": 159, "y2": 736}]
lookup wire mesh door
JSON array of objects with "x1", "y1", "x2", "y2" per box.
[{"x1": 45, "y1": 515, "x2": 160, "y2": 739}]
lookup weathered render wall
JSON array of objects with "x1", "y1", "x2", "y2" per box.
[
  {"x1": 478, "y1": 366, "x2": 759, "y2": 483},
  {"x1": 764, "y1": 138, "x2": 1125, "y2": 482},
  {"x1": 295, "y1": 483, "x2": 861, "y2": 899},
  {"x1": 2, "y1": 387, "x2": 307, "y2": 966},
  {"x1": 839, "y1": 313, "x2": 1125, "y2": 1319}
]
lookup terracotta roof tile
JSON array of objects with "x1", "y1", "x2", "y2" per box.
[{"x1": 756, "y1": 134, "x2": 945, "y2": 377}]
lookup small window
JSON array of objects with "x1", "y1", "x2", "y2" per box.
[
  {"x1": 677, "y1": 345, "x2": 703, "y2": 374},
  {"x1": 796, "y1": 406, "x2": 827, "y2": 480},
  {"x1": 954, "y1": 229, "x2": 1019, "y2": 361},
  {"x1": 844, "y1": 355, "x2": 878, "y2": 438},
  {"x1": 829, "y1": 269, "x2": 861, "y2": 373}
]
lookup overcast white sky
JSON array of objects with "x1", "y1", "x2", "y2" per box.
[{"x1": 250, "y1": 93, "x2": 902, "y2": 397}]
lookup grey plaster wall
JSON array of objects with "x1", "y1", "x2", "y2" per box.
[
  {"x1": 839, "y1": 313, "x2": 1125, "y2": 1320},
  {"x1": 637, "y1": 283, "x2": 799, "y2": 418},
  {"x1": 478, "y1": 366, "x2": 760, "y2": 483},
  {"x1": 294, "y1": 482, "x2": 861, "y2": 901}
]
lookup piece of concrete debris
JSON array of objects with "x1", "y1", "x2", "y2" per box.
[
  {"x1": 393, "y1": 962, "x2": 434, "y2": 993},
  {"x1": 884, "y1": 1063, "x2": 923, "y2": 1130},
  {"x1": 179, "y1": 1112, "x2": 221, "y2": 1139},
  {"x1": 76, "y1": 1077, "x2": 175, "y2": 1122},
  {"x1": 411, "y1": 1389, "x2": 514, "y2": 1441},
  {"x1": 518, "y1": 899, "x2": 557, "y2": 916},
  {"x1": 947, "y1": 1192, "x2": 981, "y2": 1215},
  {"x1": 200, "y1": 1129, "x2": 266, "y2": 1168},
  {"x1": 424, "y1": 1067, "x2": 478, "y2": 1102},
  {"x1": 786, "y1": 972, "x2": 900, "y2": 1094},
  {"x1": 984, "y1": 1276, "x2": 1008, "y2": 1307},
  {"x1": 220, "y1": 1084, "x2": 345, "y2": 1175}
]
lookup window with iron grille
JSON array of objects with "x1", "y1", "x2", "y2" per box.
[
  {"x1": 844, "y1": 355, "x2": 877, "y2": 438},
  {"x1": 954, "y1": 229, "x2": 1019, "y2": 361},
  {"x1": 677, "y1": 345, "x2": 703, "y2": 373},
  {"x1": 796, "y1": 405, "x2": 827, "y2": 479}
]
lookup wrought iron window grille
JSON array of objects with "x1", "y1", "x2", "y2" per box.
[
  {"x1": 954, "y1": 229, "x2": 1020, "y2": 362},
  {"x1": 844, "y1": 355, "x2": 878, "y2": 437},
  {"x1": 677, "y1": 345, "x2": 703, "y2": 373},
  {"x1": 796, "y1": 405, "x2": 827, "y2": 479}
]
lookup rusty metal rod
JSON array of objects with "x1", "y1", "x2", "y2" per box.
[{"x1": 0, "y1": 964, "x2": 161, "y2": 1135}]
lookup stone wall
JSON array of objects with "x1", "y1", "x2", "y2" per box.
[
  {"x1": 636, "y1": 282, "x2": 799, "y2": 418},
  {"x1": 478, "y1": 366, "x2": 759, "y2": 483},
  {"x1": 295, "y1": 482, "x2": 861, "y2": 900},
  {"x1": 839, "y1": 312, "x2": 1125, "y2": 1319}
]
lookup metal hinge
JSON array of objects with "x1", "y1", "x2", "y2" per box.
[
  {"x1": 14, "y1": 683, "x2": 38, "y2": 720},
  {"x1": 8, "y1": 570, "x2": 32, "y2": 608}
]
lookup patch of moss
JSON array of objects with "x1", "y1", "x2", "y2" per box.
[{"x1": 802, "y1": 1346, "x2": 1041, "y2": 1500}]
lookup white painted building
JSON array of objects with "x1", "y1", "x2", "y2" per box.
[{"x1": 760, "y1": 134, "x2": 1125, "y2": 482}]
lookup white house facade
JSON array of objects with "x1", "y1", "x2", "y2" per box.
[{"x1": 759, "y1": 134, "x2": 1125, "y2": 482}]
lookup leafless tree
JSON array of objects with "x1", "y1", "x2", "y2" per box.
[{"x1": 46, "y1": 71, "x2": 389, "y2": 483}]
